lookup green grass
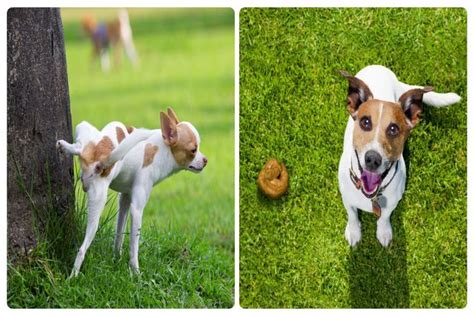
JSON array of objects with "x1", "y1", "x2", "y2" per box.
[
  {"x1": 239, "y1": 8, "x2": 466, "y2": 308},
  {"x1": 8, "y1": 8, "x2": 234, "y2": 308}
]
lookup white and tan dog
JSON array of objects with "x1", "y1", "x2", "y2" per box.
[
  {"x1": 57, "y1": 108, "x2": 207, "y2": 277},
  {"x1": 338, "y1": 65, "x2": 460, "y2": 247}
]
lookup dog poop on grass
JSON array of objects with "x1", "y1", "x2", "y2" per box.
[{"x1": 257, "y1": 158, "x2": 289, "y2": 199}]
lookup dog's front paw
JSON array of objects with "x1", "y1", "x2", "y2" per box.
[
  {"x1": 345, "y1": 221, "x2": 361, "y2": 247},
  {"x1": 377, "y1": 220, "x2": 393, "y2": 247}
]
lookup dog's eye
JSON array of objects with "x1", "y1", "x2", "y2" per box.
[
  {"x1": 386, "y1": 123, "x2": 400, "y2": 138},
  {"x1": 191, "y1": 148, "x2": 197, "y2": 154},
  {"x1": 359, "y1": 116, "x2": 372, "y2": 131}
]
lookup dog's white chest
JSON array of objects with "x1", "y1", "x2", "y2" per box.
[{"x1": 338, "y1": 118, "x2": 406, "y2": 213}]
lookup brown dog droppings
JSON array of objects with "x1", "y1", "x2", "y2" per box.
[
  {"x1": 126, "y1": 125, "x2": 134, "y2": 134},
  {"x1": 257, "y1": 159, "x2": 289, "y2": 199},
  {"x1": 116, "y1": 126, "x2": 126, "y2": 143},
  {"x1": 143, "y1": 143, "x2": 159, "y2": 167}
]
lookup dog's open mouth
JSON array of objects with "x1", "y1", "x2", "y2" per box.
[{"x1": 360, "y1": 170, "x2": 381, "y2": 194}]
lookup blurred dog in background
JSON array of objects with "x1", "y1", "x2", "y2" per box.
[{"x1": 81, "y1": 9, "x2": 138, "y2": 72}]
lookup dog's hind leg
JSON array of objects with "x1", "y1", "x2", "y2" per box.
[
  {"x1": 113, "y1": 193, "x2": 131, "y2": 257},
  {"x1": 128, "y1": 185, "x2": 151, "y2": 274},
  {"x1": 56, "y1": 140, "x2": 82, "y2": 155},
  {"x1": 70, "y1": 182, "x2": 108, "y2": 278}
]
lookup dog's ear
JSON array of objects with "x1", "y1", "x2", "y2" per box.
[
  {"x1": 167, "y1": 107, "x2": 180, "y2": 125},
  {"x1": 160, "y1": 112, "x2": 178, "y2": 146},
  {"x1": 399, "y1": 87, "x2": 433, "y2": 127},
  {"x1": 339, "y1": 70, "x2": 373, "y2": 118}
]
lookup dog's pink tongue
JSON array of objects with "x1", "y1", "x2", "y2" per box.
[{"x1": 361, "y1": 170, "x2": 381, "y2": 193}]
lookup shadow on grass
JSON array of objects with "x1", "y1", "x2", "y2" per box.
[
  {"x1": 348, "y1": 206, "x2": 409, "y2": 308},
  {"x1": 348, "y1": 147, "x2": 411, "y2": 308}
]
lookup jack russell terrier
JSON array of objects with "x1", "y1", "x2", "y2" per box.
[
  {"x1": 57, "y1": 108, "x2": 207, "y2": 277},
  {"x1": 338, "y1": 65, "x2": 460, "y2": 247}
]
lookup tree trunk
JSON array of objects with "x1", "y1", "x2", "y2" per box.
[{"x1": 7, "y1": 8, "x2": 74, "y2": 262}]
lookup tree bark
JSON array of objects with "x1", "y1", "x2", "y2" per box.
[{"x1": 7, "y1": 8, "x2": 74, "y2": 262}]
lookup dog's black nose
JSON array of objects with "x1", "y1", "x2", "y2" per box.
[{"x1": 364, "y1": 150, "x2": 382, "y2": 171}]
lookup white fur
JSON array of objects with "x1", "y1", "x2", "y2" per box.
[
  {"x1": 338, "y1": 65, "x2": 460, "y2": 247},
  {"x1": 57, "y1": 120, "x2": 206, "y2": 277}
]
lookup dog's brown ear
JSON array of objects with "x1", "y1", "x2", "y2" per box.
[
  {"x1": 160, "y1": 112, "x2": 178, "y2": 146},
  {"x1": 339, "y1": 70, "x2": 373, "y2": 117},
  {"x1": 167, "y1": 107, "x2": 180, "y2": 125},
  {"x1": 399, "y1": 87, "x2": 433, "y2": 127}
]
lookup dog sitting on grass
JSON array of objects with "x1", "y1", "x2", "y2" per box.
[{"x1": 338, "y1": 65, "x2": 460, "y2": 247}]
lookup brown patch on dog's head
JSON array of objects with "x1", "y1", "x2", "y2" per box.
[
  {"x1": 355, "y1": 88, "x2": 433, "y2": 162},
  {"x1": 353, "y1": 100, "x2": 412, "y2": 162},
  {"x1": 377, "y1": 102, "x2": 412, "y2": 161},
  {"x1": 142, "y1": 143, "x2": 159, "y2": 167},
  {"x1": 126, "y1": 126, "x2": 134, "y2": 134},
  {"x1": 170, "y1": 123, "x2": 198, "y2": 167},
  {"x1": 352, "y1": 100, "x2": 377, "y2": 154},
  {"x1": 340, "y1": 70, "x2": 374, "y2": 117},
  {"x1": 116, "y1": 126, "x2": 126, "y2": 143}
]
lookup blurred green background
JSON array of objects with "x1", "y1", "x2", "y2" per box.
[{"x1": 8, "y1": 8, "x2": 234, "y2": 308}]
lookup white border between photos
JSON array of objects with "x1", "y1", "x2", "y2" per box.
[{"x1": 1, "y1": 0, "x2": 472, "y2": 315}]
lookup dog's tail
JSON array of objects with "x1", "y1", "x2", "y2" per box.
[
  {"x1": 421, "y1": 91, "x2": 461, "y2": 107},
  {"x1": 103, "y1": 128, "x2": 154, "y2": 168},
  {"x1": 398, "y1": 82, "x2": 461, "y2": 107}
]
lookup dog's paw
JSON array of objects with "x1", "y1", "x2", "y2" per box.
[
  {"x1": 128, "y1": 266, "x2": 141, "y2": 278},
  {"x1": 56, "y1": 140, "x2": 65, "y2": 153},
  {"x1": 68, "y1": 267, "x2": 79, "y2": 279},
  {"x1": 345, "y1": 221, "x2": 361, "y2": 247},
  {"x1": 129, "y1": 260, "x2": 140, "y2": 275},
  {"x1": 377, "y1": 220, "x2": 393, "y2": 247}
]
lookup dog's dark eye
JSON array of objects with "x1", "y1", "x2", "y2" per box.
[
  {"x1": 386, "y1": 123, "x2": 400, "y2": 138},
  {"x1": 191, "y1": 148, "x2": 197, "y2": 154},
  {"x1": 359, "y1": 116, "x2": 372, "y2": 131}
]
